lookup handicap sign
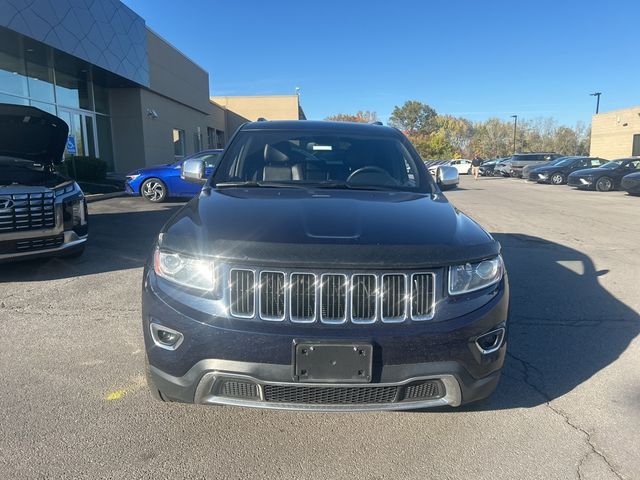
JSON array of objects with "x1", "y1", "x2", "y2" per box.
[{"x1": 66, "y1": 135, "x2": 77, "y2": 155}]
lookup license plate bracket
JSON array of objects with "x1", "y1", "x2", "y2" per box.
[{"x1": 294, "y1": 342, "x2": 373, "y2": 383}]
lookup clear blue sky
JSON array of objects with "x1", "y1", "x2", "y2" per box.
[{"x1": 124, "y1": 0, "x2": 639, "y2": 126}]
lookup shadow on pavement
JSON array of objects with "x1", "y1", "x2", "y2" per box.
[
  {"x1": 0, "y1": 202, "x2": 182, "y2": 283},
  {"x1": 466, "y1": 232, "x2": 639, "y2": 410}
]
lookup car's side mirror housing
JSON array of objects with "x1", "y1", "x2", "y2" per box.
[
  {"x1": 436, "y1": 165, "x2": 459, "y2": 190},
  {"x1": 181, "y1": 158, "x2": 206, "y2": 184}
]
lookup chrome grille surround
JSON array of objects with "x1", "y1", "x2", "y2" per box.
[{"x1": 227, "y1": 267, "x2": 437, "y2": 324}]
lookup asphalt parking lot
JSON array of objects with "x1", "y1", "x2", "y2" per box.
[{"x1": 1, "y1": 176, "x2": 638, "y2": 480}]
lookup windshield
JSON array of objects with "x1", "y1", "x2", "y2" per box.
[
  {"x1": 214, "y1": 129, "x2": 432, "y2": 192},
  {"x1": 599, "y1": 160, "x2": 623, "y2": 169},
  {"x1": 553, "y1": 156, "x2": 580, "y2": 167}
]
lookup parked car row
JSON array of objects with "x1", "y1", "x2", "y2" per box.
[{"x1": 525, "y1": 155, "x2": 640, "y2": 193}]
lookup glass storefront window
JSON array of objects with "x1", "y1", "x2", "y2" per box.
[
  {"x1": 0, "y1": 29, "x2": 29, "y2": 98},
  {"x1": 29, "y1": 100, "x2": 56, "y2": 115},
  {"x1": 173, "y1": 129, "x2": 185, "y2": 158},
  {"x1": 54, "y1": 51, "x2": 93, "y2": 110},
  {"x1": 0, "y1": 92, "x2": 28, "y2": 105},
  {"x1": 24, "y1": 39, "x2": 55, "y2": 103}
]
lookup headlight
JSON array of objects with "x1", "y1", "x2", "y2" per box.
[
  {"x1": 153, "y1": 248, "x2": 215, "y2": 291},
  {"x1": 448, "y1": 255, "x2": 504, "y2": 295},
  {"x1": 54, "y1": 182, "x2": 78, "y2": 197},
  {"x1": 538, "y1": 173, "x2": 548, "y2": 179},
  {"x1": 126, "y1": 174, "x2": 140, "y2": 181}
]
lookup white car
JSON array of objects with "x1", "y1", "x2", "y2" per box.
[{"x1": 446, "y1": 159, "x2": 473, "y2": 175}]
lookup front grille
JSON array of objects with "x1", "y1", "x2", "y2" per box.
[
  {"x1": 401, "y1": 380, "x2": 443, "y2": 401},
  {"x1": 15, "y1": 235, "x2": 64, "y2": 252},
  {"x1": 259, "y1": 380, "x2": 445, "y2": 405},
  {"x1": 351, "y1": 274, "x2": 377, "y2": 323},
  {"x1": 228, "y1": 268, "x2": 436, "y2": 324},
  {"x1": 229, "y1": 269, "x2": 255, "y2": 317},
  {"x1": 263, "y1": 384, "x2": 398, "y2": 404},
  {"x1": 0, "y1": 234, "x2": 65, "y2": 254},
  {"x1": 260, "y1": 271, "x2": 285, "y2": 320},
  {"x1": 290, "y1": 273, "x2": 316, "y2": 322},
  {"x1": 321, "y1": 274, "x2": 347, "y2": 323},
  {"x1": 0, "y1": 192, "x2": 55, "y2": 233},
  {"x1": 381, "y1": 274, "x2": 406, "y2": 322},
  {"x1": 219, "y1": 380, "x2": 259, "y2": 399},
  {"x1": 411, "y1": 274, "x2": 435, "y2": 320}
]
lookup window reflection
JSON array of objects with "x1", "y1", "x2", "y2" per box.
[{"x1": 54, "y1": 51, "x2": 93, "y2": 110}]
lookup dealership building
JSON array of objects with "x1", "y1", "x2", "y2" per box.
[
  {"x1": 0, "y1": 0, "x2": 304, "y2": 174},
  {"x1": 590, "y1": 106, "x2": 640, "y2": 159}
]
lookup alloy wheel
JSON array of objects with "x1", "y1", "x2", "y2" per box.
[
  {"x1": 142, "y1": 180, "x2": 166, "y2": 202},
  {"x1": 596, "y1": 177, "x2": 613, "y2": 192},
  {"x1": 551, "y1": 173, "x2": 564, "y2": 185}
]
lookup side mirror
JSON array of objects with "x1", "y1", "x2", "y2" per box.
[
  {"x1": 181, "y1": 158, "x2": 206, "y2": 184},
  {"x1": 436, "y1": 165, "x2": 459, "y2": 190}
]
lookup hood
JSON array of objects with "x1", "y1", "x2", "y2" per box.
[
  {"x1": 0, "y1": 104, "x2": 69, "y2": 165},
  {"x1": 159, "y1": 188, "x2": 500, "y2": 268},
  {"x1": 568, "y1": 167, "x2": 608, "y2": 177},
  {"x1": 127, "y1": 164, "x2": 175, "y2": 177}
]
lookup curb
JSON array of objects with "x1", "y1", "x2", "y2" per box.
[{"x1": 85, "y1": 192, "x2": 126, "y2": 203}]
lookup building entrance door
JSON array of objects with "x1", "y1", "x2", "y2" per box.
[
  {"x1": 633, "y1": 134, "x2": 640, "y2": 157},
  {"x1": 57, "y1": 108, "x2": 99, "y2": 159}
]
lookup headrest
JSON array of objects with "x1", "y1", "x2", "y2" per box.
[{"x1": 264, "y1": 144, "x2": 289, "y2": 164}]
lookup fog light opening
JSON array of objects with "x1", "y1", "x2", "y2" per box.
[
  {"x1": 150, "y1": 323, "x2": 184, "y2": 351},
  {"x1": 475, "y1": 327, "x2": 505, "y2": 354}
]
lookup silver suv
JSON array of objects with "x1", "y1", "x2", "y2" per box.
[{"x1": 0, "y1": 104, "x2": 88, "y2": 263}]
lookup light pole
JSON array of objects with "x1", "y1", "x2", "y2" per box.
[
  {"x1": 510, "y1": 115, "x2": 518, "y2": 153},
  {"x1": 590, "y1": 92, "x2": 601, "y2": 114}
]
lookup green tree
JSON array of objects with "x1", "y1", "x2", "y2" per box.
[{"x1": 388, "y1": 100, "x2": 437, "y2": 134}]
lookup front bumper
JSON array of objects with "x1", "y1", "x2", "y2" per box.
[
  {"x1": 0, "y1": 229, "x2": 86, "y2": 263},
  {"x1": 567, "y1": 177, "x2": 593, "y2": 188},
  {"x1": 143, "y1": 268, "x2": 509, "y2": 410}
]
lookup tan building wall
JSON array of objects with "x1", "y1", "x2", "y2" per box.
[
  {"x1": 590, "y1": 106, "x2": 640, "y2": 159},
  {"x1": 211, "y1": 95, "x2": 304, "y2": 121}
]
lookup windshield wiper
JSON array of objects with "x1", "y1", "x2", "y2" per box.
[{"x1": 214, "y1": 181, "x2": 308, "y2": 189}]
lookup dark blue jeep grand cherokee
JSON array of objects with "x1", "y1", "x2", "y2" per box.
[{"x1": 142, "y1": 120, "x2": 508, "y2": 411}]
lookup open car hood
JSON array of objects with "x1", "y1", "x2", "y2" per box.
[{"x1": 0, "y1": 104, "x2": 69, "y2": 165}]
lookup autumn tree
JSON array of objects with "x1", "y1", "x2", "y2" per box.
[{"x1": 325, "y1": 111, "x2": 379, "y2": 123}]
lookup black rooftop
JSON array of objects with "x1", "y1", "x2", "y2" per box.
[{"x1": 241, "y1": 120, "x2": 398, "y2": 135}]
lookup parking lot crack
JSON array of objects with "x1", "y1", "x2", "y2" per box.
[{"x1": 507, "y1": 352, "x2": 624, "y2": 480}]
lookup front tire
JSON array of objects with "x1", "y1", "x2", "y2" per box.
[
  {"x1": 596, "y1": 176, "x2": 613, "y2": 192},
  {"x1": 550, "y1": 172, "x2": 565, "y2": 185},
  {"x1": 141, "y1": 178, "x2": 167, "y2": 203}
]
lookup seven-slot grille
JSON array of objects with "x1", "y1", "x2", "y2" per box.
[
  {"x1": 0, "y1": 192, "x2": 55, "y2": 233},
  {"x1": 229, "y1": 268, "x2": 436, "y2": 323}
]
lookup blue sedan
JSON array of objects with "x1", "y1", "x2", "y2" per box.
[{"x1": 125, "y1": 149, "x2": 223, "y2": 202}]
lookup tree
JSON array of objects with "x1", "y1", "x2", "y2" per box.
[
  {"x1": 388, "y1": 100, "x2": 437, "y2": 134},
  {"x1": 325, "y1": 111, "x2": 379, "y2": 123}
]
